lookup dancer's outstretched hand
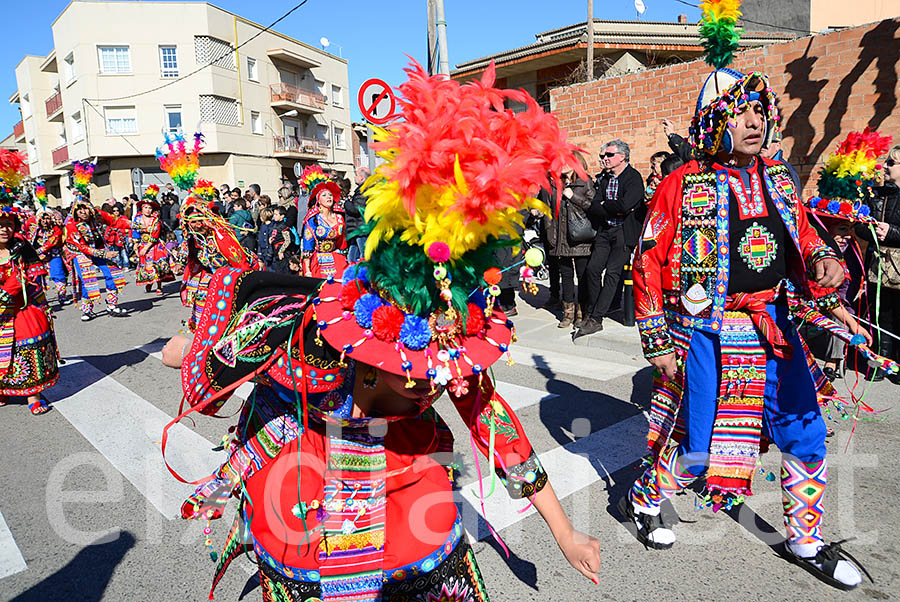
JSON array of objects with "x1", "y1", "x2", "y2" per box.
[
  {"x1": 161, "y1": 334, "x2": 192, "y2": 368},
  {"x1": 558, "y1": 528, "x2": 602, "y2": 584}
]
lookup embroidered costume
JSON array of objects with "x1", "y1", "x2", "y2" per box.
[
  {"x1": 165, "y1": 63, "x2": 592, "y2": 601},
  {"x1": 624, "y1": 0, "x2": 871, "y2": 590},
  {"x1": 25, "y1": 211, "x2": 69, "y2": 306},
  {"x1": 132, "y1": 185, "x2": 175, "y2": 290},
  {"x1": 0, "y1": 151, "x2": 59, "y2": 414},
  {"x1": 63, "y1": 162, "x2": 130, "y2": 320},
  {"x1": 299, "y1": 166, "x2": 348, "y2": 279}
]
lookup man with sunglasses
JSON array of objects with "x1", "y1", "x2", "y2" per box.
[
  {"x1": 622, "y1": 63, "x2": 868, "y2": 590},
  {"x1": 576, "y1": 140, "x2": 644, "y2": 337}
]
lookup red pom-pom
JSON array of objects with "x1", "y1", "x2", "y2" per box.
[
  {"x1": 483, "y1": 267, "x2": 502, "y2": 286},
  {"x1": 371, "y1": 305, "x2": 405, "y2": 341},
  {"x1": 340, "y1": 281, "x2": 364, "y2": 310},
  {"x1": 855, "y1": 180, "x2": 863, "y2": 186},
  {"x1": 839, "y1": 202, "x2": 852, "y2": 215},
  {"x1": 465, "y1": 303, "x2": 485, "y2": 335}
]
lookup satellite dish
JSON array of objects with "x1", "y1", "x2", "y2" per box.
[
  {"x1": 293, "y1": 162, "x2": 303, "y2": 178},
  {"x1": 635, "y1": 0, "x2": 646, "y2": 14},
  {"x1": 320, "y1": 37, "x2": 330, "y2": 48}
]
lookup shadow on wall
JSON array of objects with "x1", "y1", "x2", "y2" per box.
[{"x1": 785, "y1": 19, "x2": 900, "y2": 189}]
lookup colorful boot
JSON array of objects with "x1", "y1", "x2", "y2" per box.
[
  {"x1": 781, "y1": 457, "x2": 867, "y2": 589},
  {"x1": 621, "y1": 446, "x2": 696, "y2": 549},
  {"x1": 80, "y1": 299, "x2": 94, "y2": 321},
  {"x1": 107, "y1": 291, "x2": 126, "y2": 316},
  {"x1": 54, "y1": 281, "x2": 69, "y2": 305}
]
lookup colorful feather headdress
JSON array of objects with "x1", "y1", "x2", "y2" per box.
[
  {"x1": 157, "y1": 132, "x2": 203, "y2": 192},
  {"x1": 299, "y1": 165, "x2": 329, "y2": 194},
  {"x1": 72, "y1": 160, "x2": 96, "y2": 198},
  {"x1": 0, "y1": 149, "x2": 28, "y2": 205},
  {"x1": 143, "y1": 184, "x2": 159, "y2": 201},
  {"x1": 699, "y1": 0, "x2": 743, "y2": 70},
  {"x1": 34, "y1": 180, "x2": 47, "y2": 209},
  {"x1": 806, "y1": 127, "x2": 892, "y2": 223},
  {"x1": 313, "y1": 60, "x2": 583, "y2": 387}
]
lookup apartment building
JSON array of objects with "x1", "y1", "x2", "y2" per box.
[{"x1": 8, "y1": 0, "x2": 353, "y2": 206}]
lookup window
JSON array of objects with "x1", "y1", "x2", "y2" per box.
[
  {"x1": 198, "y1": 95, "x2": 239, "y2": 126},
  {"x1": 57, "y1": 127, "x2": 67, "y2": 147},
  {"x1": 333, "y1": 126, "x2": 346, "y2": 150},
  {"x1": 21, "y1": 94, "x2": 31, "y2": 119},
  {"x1": 331, "y1": 84, "x2": 343, "y2": 107},
  {"x1": 98, "y1": 46, "x2": 131, "y2": 74},
  {"x1": 194, "y1": 36, "x2": 235, "y2": 70},
  {"x1": 164, "y1": 105, "x2": 182, "y2": 134},
  {"x1": 71, "y1": 111, "x2": 84, "y2": 142},
  {"x1": 63, "y1": 52, "x2": 76, "y2": 84},
  {"x1": 250, "y1": 111, "x2": 262, "y2": 135},
  {"x1": 317, "y1": 123, "x2": 330, "y2": 145},
  {"x1": 247, "y1": 57, "x2": 258, "y2": 82},
  {"x1": 159, "y1": 46, "x2": 178, "y2": 78},
  {"x1": 315, "y1": 79, "x2": 327, "y2": 97},
  {"x1": 104, "y1": 105, "x2": 138, "y2": 134},
  {"x1": 26, "y1": 139, "x2": 36, "y2": 163}
]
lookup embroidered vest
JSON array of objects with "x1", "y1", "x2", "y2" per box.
[{"x1": 674, "y1": 162, "x2": 803, "y2": 333}]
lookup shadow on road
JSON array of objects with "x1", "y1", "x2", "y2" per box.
[{"x1": 10, "y1": 531, "x2": 136, "y2": 602}]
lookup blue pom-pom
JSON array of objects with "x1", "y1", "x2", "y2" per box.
[
  {"x1": 468, "y1": 289, "x2": 487, "y2": 310},
  {"x1": 859, "y1": 205, "x2": 871, "y2": 217},
  {"x1": 827, "y1": 200, "x2": 841, "y2": 213},
  {"x1": 342, "y1": 264, "x2": 369, "y2": 285},
  {"x1": 399, "y1": 315, "x2": 431, "y2": 350},
  {"x1": 849, "y1": 334, "x2": 866, "y2": 346},
  {"x1": 354, "y1": 294, "x2": 383, "y2": 328}
]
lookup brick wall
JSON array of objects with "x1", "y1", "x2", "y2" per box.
[{"x1": 549, "y1": 18, "x2": 900, "y2": 199}]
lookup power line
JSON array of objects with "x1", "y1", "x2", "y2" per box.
[
  {"x1": 85, "y1": 0, "x2": 311, "y2": 104},
  {"x1": 672, "y1": 0, "x2": 815, "y2": 35}
]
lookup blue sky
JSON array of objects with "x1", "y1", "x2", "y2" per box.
[{"x1": 1, "y1": 0, "x2": 702, "y2": 132}]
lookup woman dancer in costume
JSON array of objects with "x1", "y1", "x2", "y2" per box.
[
  {"x1": 160, "y1": 62, "x2": 603, "y2": 601},
  {"x1": 64, "y1": 161, "x2": 130, "y2": 322},
  {"x1": 132, "y1": 184, "x2": 175, "y2": 294},
  {"x1": 25, "y1": 184, "x2": 69, "y2": 307},
  {"x1": 156, "y1": 133, "x2": 263, "y2": 332},
  {"x1": 299, "y1": 165, "x2": 347, "y2": 278},
  {"x1": 0, "y1": 151, "x2": 59, "y2": 414}
]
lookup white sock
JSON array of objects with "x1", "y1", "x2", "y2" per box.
[
  {"x1": 631, "y1": 501, "x2": 676, "y2": 546},
  {"x1": 788, "y1": 541, "x2": 862, "y2": 587}
]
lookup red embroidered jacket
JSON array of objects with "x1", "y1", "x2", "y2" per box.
[
  {"x1": 633, "y1": 157, "x2": 838, "y2": 358},
  {"x1": 64, "y1": 211, "x2": 132, "y2": 259}
]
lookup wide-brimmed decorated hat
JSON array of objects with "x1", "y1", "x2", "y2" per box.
[
  {"x1": 310, "y1": 61, "x2": 582, "y2": 388},
  {"x1": 299, "y1": 164, "x2": 341, "y2": 208},
  {"x1": 136, "y1": 184, "x2": 160, "y2": 211},
  {"x1": 806, "y1": 128, "x2": 892, "y2": 225},
  {"x1": 0, "y1": 149, "x2": 29, "y2": 228},
  {"x1": 688, "y1": 1, "x2": 780, "y2": 156}
]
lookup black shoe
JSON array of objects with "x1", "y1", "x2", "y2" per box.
[
  {"x1": 617, "y1": 496, "x2": 674, "y2": 550},
  {"x1": 779, "y1": 539, "x2": 872, "y2": 591},
  {"x1": 502, "y1": 306, "x2": 518, "y2": 317},
  {"x1": 868, "y1": 368, "x2": 885, "y2": 382},
  {"x1": 822, "y1": 367, "x2": 839, "y2": 382},
  {"x1": 575, "y1": 318, "x2": 603, "y2": 338},
  {"x1": 888, "y1": 372, "x2": 900, "y2": 385}
]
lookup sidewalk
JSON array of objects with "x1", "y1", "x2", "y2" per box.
[{"x1": 509, "y1": 287, "x2": 645, "y2": 368}]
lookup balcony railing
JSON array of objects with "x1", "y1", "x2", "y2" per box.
[
  {"x1": 269, "y1": 83, "x2": 326, "y2": 112},
  {"x1": 45, "y1": 90, "x2": 63, "y2": 118},
  {"x1": 12, "y1": 121, "x2": 23, "y2": 139},
  {"x1": 51, "y1": 144, "x2": 69, "y2": 166},
  {"x1": 273, "y1": 135, "x2": 328, "y2": 157}
]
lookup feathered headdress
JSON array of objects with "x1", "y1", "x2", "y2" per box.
[
  {"x1": 300, "y1": 164, "x2": 341, "y2": 207},
  {"x1": 157, "y1": 132, "x2": 203, "y2": 191},
  {"x1": 191, "y1": 178, "x2": 216, "y2": 204},
  {"x1": 313, "y1": 61, "x2": 584, "y2": 387},
  {"x1": 72, "y1": 160, "x2": 96, "y2": 197},
  {"x1": 0, "y1": 150, "x2": 28, "y2": 205},
  {"x1": 699, "y1": 0, "x2": 743, "y2": 69},
  {"x1": 143, "y1": 184, "x2": 159, "y2": 201},
  {"x1": 807, "y1": 127, "x2": 892, "y2": 223},
  {"x1": 34, "y1": 180, "x2": 47, "y2": 209}
]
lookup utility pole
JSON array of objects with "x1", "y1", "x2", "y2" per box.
[
  {"x1": 434, "y1": 0, "x2": 450, "y2": 76},
  {"x1": 586, "y1": 0, "x2": 594, "y2": 81},
  {"x1": 426, "y1": 0, "x2": 437, "y2": 75}
]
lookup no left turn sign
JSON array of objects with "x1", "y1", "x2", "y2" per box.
[{"x1": 358, "y1": 78, "x2": 396, "y2": 125}]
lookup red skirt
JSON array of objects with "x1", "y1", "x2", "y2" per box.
[{"x1": 0, "y1": 306, "x2": 59, "y2": 396}]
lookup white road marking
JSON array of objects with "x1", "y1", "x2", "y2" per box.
[
  {"x1": 137, "y1": 342, "x2": 254, "y2": 400},
  {"x1": 460, "y1": 413, "x2": 648, "y2": 540},
  {"x1": 492, "y1": 381, "x2": 558, "y2": 412},
  {"x1": 510, "y1": 344, "x2": 641, "y2": 381},
  {"x1": 0, "y1": 510, "x2": 26, "y2": 580},
  {"x1": 46, "y1": 358, "x2": 224, "y2": 519}
]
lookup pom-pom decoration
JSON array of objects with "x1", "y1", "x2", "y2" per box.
[
  {"x1": 483, "y1": 267, "x2": 502, "y2": 286},
  {"x1": 34, "y1": 181, "x2": 47, "y2": 208},
  {"x1": 354, "y1": 294, "x2": 384, "y2": 328},
  {"x1": 0, "y1": 151, "x2": 28, "y2": 201},
  {"x1": 156, "y1": 132, "x2": 203, "y2": 191},
  {"x1": 464, "y1": 302, "x2": 485, "y2": 335},
  {"x1": 398, "y1": 314, "x2": 431, "y2": 350},
  {"x1": 524, "y1": 247, "x2": 544, "y2": 267},
  {"x1": 427, "y1": 241, "x2": 451, "y2": 264},
  {"x1": 72, "y1": 160, "x2": 96, "y2": 197},
  {"x1": 698, "y1": 0, "x2": 743, "y2": 69},
  {"x1": 191, "y1": 179, "x2": 216, "y2": 203},
  {"x1": 371, "y1": 305, "x2": 405, "y2": 341},
  {"x1": 299, "y1": 165, "x2": 329, "y2": 195},
  {"x1": 339, "y1": 281, "x2": 364, "y2": 310}
]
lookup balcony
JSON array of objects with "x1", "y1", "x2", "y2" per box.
[
  {"x1": 51, "y1": 144, "x2": 69, "y2": 167},
  {"x1": 45, "y1": 90, "x2": 63, "y2": 121},
  {"x1": 13, "y1": 121, "x2": 24, "y2": 142},
  {"x1": 270, "y1": 83, "x2": 326, "y2": 114},
  {"x1": 266, "y1": 48, "x2": 320, "y2": 70},
  {"x1": 272, "y1": 135, "x2": 328, "y2": 159}
]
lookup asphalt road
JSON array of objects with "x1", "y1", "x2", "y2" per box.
[{"x1": 0, "y1": 277, "x2": 897, "y2": 602}]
